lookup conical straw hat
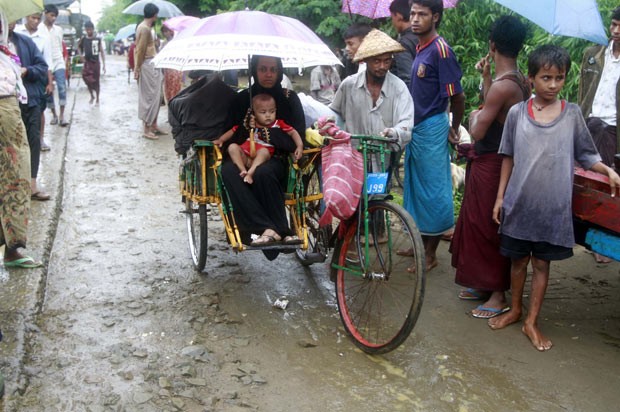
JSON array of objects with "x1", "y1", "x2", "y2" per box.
[{"x1": 353, "y1": 29, "x2": 405, "y2": 63}]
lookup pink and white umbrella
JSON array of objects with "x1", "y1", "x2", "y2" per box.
[
  {"x1": 153, "y1": 10, "x2": 342, "y2": 71},
  {"x1": 163, "y1": 15, "x2": 199, "y2": 33},
  {"x1": 342, "y1": 0, "x2": 459, "y2": 19}
]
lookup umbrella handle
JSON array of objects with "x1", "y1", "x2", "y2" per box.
[{"x1": 249, "y1": 129, "x2": 256, "y2": 158}]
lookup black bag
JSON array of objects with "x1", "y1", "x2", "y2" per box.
[{"x1": 168, "y1": 75, "x2": 237, "y2": 154}]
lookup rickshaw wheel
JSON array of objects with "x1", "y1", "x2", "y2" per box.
[
  {"x1": 335, "y1": 200, "x2": 425, "y2": 354},
  {"x1": 185, "y1": 198, "x2": 208, "y2": 271}
]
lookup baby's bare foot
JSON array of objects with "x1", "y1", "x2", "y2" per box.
[
  {"x1": 522, "y1": 323, "x2": 553, "y2": 351},
  {"x1": 488, "y1": 309, "x2": 521, "y2": 330},
  {"x1": 243, "y1": 173, "x2": 254, "y2": 184},
  {"x1": 239, "y1": 170, "x2": 248, "y2": 178}
]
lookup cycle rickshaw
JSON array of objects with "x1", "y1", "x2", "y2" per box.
[
  {"x1": 156, "y1": 9, "x2": 425, "y2": 355},
  {"x1": 178, "y1": 127, "x2": 426, "y2": 354}
]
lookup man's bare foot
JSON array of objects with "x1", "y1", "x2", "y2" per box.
[
  {"x1": 397, "y1": 248, "x2": 414, "y2": 256},
  {"x1": 594, "y1": 253, "x2": 612, "y2": 264},
  {"x1": 426, "y1": 258, "x2": 438, "y2": 272},
  {"x1": 406, "y1": 258, "x2": 437, "y2": 273},
  {"x1": 488, "y1": 308, "x2": 521, "y2": 329},
  {"x1": 522, "y1": 323, "x2": 553, "y2": 351}
]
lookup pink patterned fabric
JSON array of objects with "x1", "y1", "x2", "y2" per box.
[
  {"x1": 317, "y1": 117, "x2": 364, "y2": 226},
  {"x1": 341, "y1": 0, "x2": 459, "y2": 19}
]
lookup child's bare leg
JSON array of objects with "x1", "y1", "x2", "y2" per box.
[
  {"x1": 244, "y1": 148, "x2": 271, "y2": 184},
  {"x1": 522, "y1": 256, "x2": 553, "y2": 351},
  {"x1": 489, "y1": 255, "x2": 529, "y2": 329},
  {"x1": 227, "y1": 144, "x2": 248, "y2": 177}
]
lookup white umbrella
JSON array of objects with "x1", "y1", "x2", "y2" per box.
[
  {"x1": 122, "y1": 0, "x2": 183, "y2": 18},
  {"x1": 153, "y1": 10, "x2": 342, "y2": 72}
]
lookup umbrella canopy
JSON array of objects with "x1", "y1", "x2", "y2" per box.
[
  {"x1": 494, "y1": 0, "x2": 608, "y2": 45},
  {"x1": 114, "y1": 23, "x2": 136, "y2": 41},
  {"x1": 163, "y1": 15, "x2": 199, "y2": 32},
  {"x1": 122, "y1": 0, "x2": 183, "y2": 18},
  {"x1": 342, "y1": 0, "x2": 458, "y2": 19},
  {"x1": 153, "y1": 10, "x2": 342, "y2": 72},
  {"x1": 0, "y1": 0, "x2": 42, "y2": 22}
]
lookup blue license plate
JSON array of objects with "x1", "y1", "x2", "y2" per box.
[{"x1": 366, "y1": 173, "x2": 388, "y2": 194}]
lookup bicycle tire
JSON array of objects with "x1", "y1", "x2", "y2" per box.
[
  {"x1": 335, "y1": 200, "x2": 425, "y2": 354},
  {"x1": 294, "y1": 166, "x2": 331, "y2": 266},
  {"x1": 185, "y1": 198, "x2": 208, "y2": 272}
]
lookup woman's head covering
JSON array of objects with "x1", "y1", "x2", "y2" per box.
[
  {"x1": 353, "y1": 29, "x2": 405, "y2": 63},
  {"x1": 250, "y1": 55, "x2": 284, "y2": 93},
  {"x1": 247, "y1": 55, "x2": 294, "y2": 129},
  {"x1": 227, "y1": 54, "x2": 303, "y2": 147}
]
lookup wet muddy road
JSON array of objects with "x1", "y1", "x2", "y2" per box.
[{"x1": 1, "y1": 55, "x2": 620, "y2": 412}]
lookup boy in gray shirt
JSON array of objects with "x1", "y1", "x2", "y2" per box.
[{"x1": 490, "y1": 45, "x2": 620, "y2": 351}]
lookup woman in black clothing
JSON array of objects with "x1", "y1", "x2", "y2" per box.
[{"x1": 220, "y1": 55, "x2": 305, "y2": 259}]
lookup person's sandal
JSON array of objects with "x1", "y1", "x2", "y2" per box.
[
  {"x1": 250, "y1": 235, "x2": 281, "y2": 246},
  {"x1": 31, "y1": 191, "x2": 51, "y2": 201},
  {"x1": 283, "y1": 235, "x2": 302, "y2": 245}
]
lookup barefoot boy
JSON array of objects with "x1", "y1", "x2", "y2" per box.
[
  {"x1": 214, "y1": 93, "x2": 303, "y2": 184},
  {"x1": 78, "y1": 21, "x2": 105, "y2": 105},
  {"x1": 490, "y1": 45, "x2": 620, "y2": 351}
]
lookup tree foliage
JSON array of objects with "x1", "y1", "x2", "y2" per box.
[
  {"x1": 100, "y1": 0, "x2": 617, "y2": 119},
  {"x1": 442, "y1": 0, "x2": 617, "y2": 118},
  {"x1": 97, "y1": 0, "x2": 135, "y2": 33}
]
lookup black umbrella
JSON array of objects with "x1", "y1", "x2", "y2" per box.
[{"x1": 43, "y1": 0, "x2": 74, "y2": 8}]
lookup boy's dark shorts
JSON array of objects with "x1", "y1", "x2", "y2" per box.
[{"x1": 500, "y1": 234, "x2": 573, "y2": 261}]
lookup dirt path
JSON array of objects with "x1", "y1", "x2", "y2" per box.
[{"x1": 1, "y1": 55, "x2": 619, "y2": 412}]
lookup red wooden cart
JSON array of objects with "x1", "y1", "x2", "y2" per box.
[{"x1": 573, "y1": 167, "x2": 620, "y2": 260}]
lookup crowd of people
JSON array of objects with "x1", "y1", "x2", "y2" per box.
[
  {"x1": 199, "y1": 0, "x2": 620, "y2": 353},
  {"x1": 1, "y1": 2, "x2": 620, "y2": 379}
]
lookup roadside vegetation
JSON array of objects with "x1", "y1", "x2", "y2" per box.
[{"x1": 100, "y1": 0, "x2": 617, "y2": 117}]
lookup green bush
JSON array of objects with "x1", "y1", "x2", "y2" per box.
[{"x1": 441, "y1": 0, "x2": 616, "y2": 122}]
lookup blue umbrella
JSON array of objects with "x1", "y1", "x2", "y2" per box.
[
  {"x1": 114, "y1": 24, "x2": 136, "y2": 41},
  {"x1": 494, "y1": 0, "x2": 608, "y2": 45}
]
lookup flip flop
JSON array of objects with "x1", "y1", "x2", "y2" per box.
[
  {"x1": 31, "y1": 191, "x2": 51, "y2": 201},
  {"x1": 142, "y1": 132, "x2": 158, "y2": 140},
  {"x1": 250, "y1": 235, "x2": 281, "y2": 247},
  {"x1": 152, "y1": 128, "x2": 167, "y2": 135},
  {"x1": 3, "y1": 256, "x2": 43, "y2": 268},
  {"x1": 471, "y1": 305, "x2": 510, "y2": 319},
  {"x1": 50, "y1": 117, "x2": 58, "y2": 125},
  {"x1": 283, "y1": 235, "x2": 302, "y2": 245},
  {"x1": 458, "y1": 288, "x2": 491, "y2": 301},
  {"x1": 59, "y1": 120, "x2": 70, "y2": 127}
]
